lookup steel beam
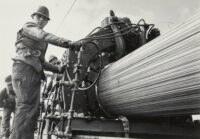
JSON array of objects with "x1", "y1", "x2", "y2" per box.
[{"x1": 69, "y1": 118, "x2": 200, "y2": 139}]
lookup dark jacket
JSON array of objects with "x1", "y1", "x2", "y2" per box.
[{"x1": 0, "y1": 88, "x2": 15, "y2": 109}]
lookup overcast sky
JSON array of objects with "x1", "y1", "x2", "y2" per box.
[{"x1": 0, "y1": 0, "x2": 200, "y2": 87}]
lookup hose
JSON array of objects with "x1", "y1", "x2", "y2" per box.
[
  {"x1": 81, "y1": 25, "x2": 139, "y2": 40},
  {"x1": 80, "y1": 22, "x2": 154, "y2": 41},
  {"x1": 85, "y1": 21, "x2": 128, "y2": 37},
  {"x1": 78, "y1": 41, "x2": 102, "y2": 91}
]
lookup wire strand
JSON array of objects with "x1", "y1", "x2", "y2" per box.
[{"x1": 56, "y1": 0, "x2": 77, "y2": 33}]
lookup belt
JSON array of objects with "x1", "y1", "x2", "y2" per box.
[
  {"x1": 14, "y1": 60, "x2": 23, "y2": 64},
  {"x1": 17, "y1": 48, "x2": 41, "y2": 57}
]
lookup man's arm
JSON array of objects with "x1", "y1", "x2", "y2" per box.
[
  {"x1": 43, "y1": 62, "x2": 60, "y2": 73},
  {"x1": 22, "y1": 22, "x2": 71, "y2": 48},
  {"x1": 43, "y1": 76, "x2": 53, "y2": 98}
]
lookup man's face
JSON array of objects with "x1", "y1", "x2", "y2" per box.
[
  {"x1": 7, "y1": 83, "x2": 13, "y2": 92},
  {"x1": 50, "y1": 58, "x2": 58, "y2": 65},
  {"x1": 32, "y1": 14, "x2": 48, "y2": 29}
]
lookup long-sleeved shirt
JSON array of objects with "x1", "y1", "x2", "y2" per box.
[{"x1": 13, "y1": 22, "x2": 71, "y2": 73}]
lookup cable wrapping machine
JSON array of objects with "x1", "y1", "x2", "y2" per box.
[{"x1": 97, "y1": 13, "x2": 200, "y2": 118}]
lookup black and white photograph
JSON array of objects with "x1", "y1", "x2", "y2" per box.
[{"x1": 0, "y1": 0, "x2": 200, "y2": 138}]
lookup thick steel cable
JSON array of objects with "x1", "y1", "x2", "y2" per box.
[{"x1": 97, "y1": 13, "x2": 200, "y2": 117}]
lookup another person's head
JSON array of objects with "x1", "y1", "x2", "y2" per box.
[
  {"x1": 31, "y1": 6, "x2": 50, "y2": 29},
  {"x1": 5, "y1": 75, "x2": 13, "y2": 92},
  {"x1": 48, "y1": 55, "x2": 58, "y2": 65}
]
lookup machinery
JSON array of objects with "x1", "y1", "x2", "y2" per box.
[{"x1": 37, "y1": 10, "x2": 200, "y2": 139}]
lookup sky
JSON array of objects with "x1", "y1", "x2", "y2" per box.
[{"x1": 0, "y1": 0, "x2": 200, "y2": 88}]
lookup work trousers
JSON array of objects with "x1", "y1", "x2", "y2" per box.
[
  {"x1": 10, "y1": 62, "x2": 41, "y2": 139},
  {"x1": 1, "y1": 107, "x2": 15, "y2": 139}
]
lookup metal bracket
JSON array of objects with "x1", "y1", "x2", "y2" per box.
[{"x1": 119, "y1": 116, "x2": 129, "y2": 138}]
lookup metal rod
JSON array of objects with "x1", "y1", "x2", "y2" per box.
[{"x1": 64, "y1": 47, "x2": 83, "y2": 137}]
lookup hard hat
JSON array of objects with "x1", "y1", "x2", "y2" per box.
[
  {"x1": 5, "y1": 75, "x2": 12, "y2": 84},
  {"x1": 48, "y1": 55, "x2": 58, "y2": 63},
  {"x1": 31, "y1": 6, "x2": 50, "y2": 20}
]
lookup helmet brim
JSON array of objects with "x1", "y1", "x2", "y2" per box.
[{"x1": 31, "y1": 12, "x2": 50, "y2": 20}]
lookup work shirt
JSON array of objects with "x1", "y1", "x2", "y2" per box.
[
  {"x1": 0, "y1": 88, "x2": 15, "y2": 109},
  {"x1": 0, "y1": 87, "x2": 15, "y2": 138},
  {"x1": 13, "y1": 22, "x2": 70, "y2": 73}
]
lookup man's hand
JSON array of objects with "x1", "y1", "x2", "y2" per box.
[
  {"x1": 68, "y1": 41, "x2": 82, "y2": 51},
  {"x1": 62, "y1": 41, "x2": 70, "y2": 49},
  {"x1": 58, "y1": 64, "x2": 66, "y2": 73}
]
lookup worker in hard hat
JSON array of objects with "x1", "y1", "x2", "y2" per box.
[
  {"x1": 48, "y1": 55, "x2": 60, "y2": 65},
  {"x1": 42, "y1": 55, "x2": 63, "y2": 139},
  {"x1": 0, "y1": 75, "x2": 16, "y2": 139},
  {"x1": 10, "y1": 5, "x2": 81, "y2": 139},
  {"x1": 43, "y1": 55, "x2": 62, "y2": 98}
]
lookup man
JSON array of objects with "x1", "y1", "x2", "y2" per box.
[
  {"x1": 48, "y1": 55, "x2": 60, "y2": 66},
  {"x1": 41, "y1": 55, "x2": 62, "y2": 139},
  {"x1": 0, "y1": 75, "x2": 15, "y2": 139},
  {"x1": 43, "y1": 55, "x2": 62, "y2": 97},
  {"x1": 10, "y1": 5, "x2": 81, "y2": 139}
]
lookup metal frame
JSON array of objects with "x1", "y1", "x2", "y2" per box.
[{"x1": 47, "y1": 116, "x2": 200, "y2": 138}]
